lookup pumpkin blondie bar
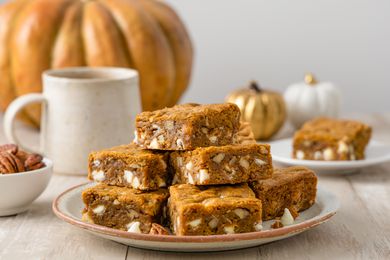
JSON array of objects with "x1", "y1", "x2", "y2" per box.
[
  {"x1": 250, "y1": 166, "x2": 317, "y2": 220},
  {"x1": 170, "y1": 144, "x2": 272, "y2": 185},
  {"x1": 168, "y1": 184, "x2": 263, "y2": 236},
  {"x1": 82, "y1": 184, "x2": 169, "y2": 233},
  {"x1": 293, "y1": 117, "x2": 372, "y2": 161},
  {"x1": 134, "y1": 103, "x2": 241, "y2": 150},
  {"x1": 88, "y1": 144, "x2": 168, "y2": 191}
]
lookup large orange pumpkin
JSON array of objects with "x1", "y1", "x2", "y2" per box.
[{"x1": 0, "y1": 0, "x2": 193, "y2": 126}]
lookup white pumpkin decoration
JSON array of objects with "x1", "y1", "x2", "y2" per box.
[{"x1": 284, "y1": 73, "x2": 341, "y2": 128}]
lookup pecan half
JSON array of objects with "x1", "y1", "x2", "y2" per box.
[
  {"x1": 0, "y1": 151, "x2": 25, "y2": 174},
  {"x1": 0, "y1": 144, "x2": 18, "y2": 155},
  {"x1": 24, "y1": 154, "x2": 45, "y2": 171},
  {"x1": 149, "y1": 223, "x2": 170, "y2": 235}
]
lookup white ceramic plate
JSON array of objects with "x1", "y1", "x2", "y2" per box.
[
  {"x1": 53, "y1": 183, "x2": 339, "y2": 252},
  {"x1": 270, "y1": 139, "x2": 390, "y2": 174}
]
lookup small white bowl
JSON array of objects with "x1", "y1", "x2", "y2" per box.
[{"x1": 0, "y1": 158, "x2": 53, "y2": 216}]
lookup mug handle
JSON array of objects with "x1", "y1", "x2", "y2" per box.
[{"x1": 3, "y1": 93, "x2": 46, "y2": 153}]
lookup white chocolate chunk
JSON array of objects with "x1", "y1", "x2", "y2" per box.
[
  {"x1": 149, "y1": 138, "x2": 159, "y2": 149},
  {"x1": 176, "y1": 139, "x2": 184, "y2": 149},
  {"x1": 201, "y1": 127, "x2": 209, "y2": 134},
  {"x1": 338, "y1": 141, "x2": 349, "y2": 154},
  {"x1": 224, "y1": 226, "x2": 235, "y2": 234},
  {"x1": 254, "y1": 158, "x2": 266, "y2": 166},
  {"x1": 323, "y1": 148, "x2": 334, "y2": 161},
  {"x1": 314, "y1": 151, "x2": 322, "y2": 160},
  {"x1": 187, "y1": 174, "x2": 195, "y2": 184},
  {"x1": 254, "y1": 223, "x2": 263, "y2": 231},
  {"x1": 188, "y1": 218, "x2": 202, "y2": 228},
  {"x1": 92, "y1": 160, "x2": 101, "y2": 167},
  {"x1": 124, "y1": 170, "x2": 135, "y2": 184},
  {"x1": 199, "y1": 169, "x2": 209, "y2": 183},
  {"x1": 208, "y1": 218, "x2": 218, "y2": 229},
  {"x1": 209, "y1": 136, "x2": 218, "y2": 143},
  {"x1": 92, "y1": 205, "x2": 105, "y2": 215},
  {"x1": 186, "y1": 161, "x2": 193, "y2": 171},
  {"x1": 175, "y1": 216, "x2": 181, "y2": 227},
  {"x1": 296, "y1": 150, "x2": 305, "y2": 160},
  {"x1": 234, "y1": 208, "x2": 249, "y2": 219},
  {"x1": 281, "y1": 208, "x2": 294, "y2": 226},
  {"x1": 113, "y1": 199, "x2": 120, "y2": 205},
  {"x1": 133, "y1": 130, "x2": 139, "y2": 144},
  {"x1": 127, "y1": 221, "x2": 142, "y2": 233},
  {"x1": 239, "y1": 158, "x2": 250, "y2": 169},
  {"x1": 92, "y1": 170, "x2": 105, "y2": 182},
  {"x1": 132, "y1": 176, "x2": 140, "y2": 189},
  {"x1": 212, "y1": 153, "x2": 225, "y2": 163}
]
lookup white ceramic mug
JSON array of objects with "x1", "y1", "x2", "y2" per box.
[{"x1": 3, "y1": 67, "x2": 141, "y2": 175}]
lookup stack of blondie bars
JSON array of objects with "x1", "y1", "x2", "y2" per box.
[{"x1": 82, "y1": 103, "x2": 317, "y2": 236}]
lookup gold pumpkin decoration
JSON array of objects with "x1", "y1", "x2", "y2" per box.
[{"x1": 226, "y1": 81, "x2": 286, "y2": 140}]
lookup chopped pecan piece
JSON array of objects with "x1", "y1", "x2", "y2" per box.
[
  {"x1": 149, "y1": 223, "x2": 170, "y2": 235},
  {"x1": 271, "y1": 220, "x2": 283, "y2": 229}
]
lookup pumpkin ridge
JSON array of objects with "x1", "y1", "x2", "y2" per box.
[
  {"x1": 94, "y1": 0, "x2": 135, "y2": 68},
  {"x1": 140, "y1": 0, "x2": 193, "y2": 107},
  {"x1": 10, "y1": 0, "x2": 76, "y2": 126},
  {"x1": 52, "y1": 0, "x2": 86, "y2": 68},
  {"x1": 99, "y1": 0, "x2": 175, "y2": 111},
  {"x1": 82, "y1": 0, "x2": 133, "y2": 67},
  {"x1": 0, "y1": 0, "x2": 38, "y2": 126}
]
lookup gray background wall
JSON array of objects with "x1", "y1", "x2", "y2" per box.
[
  {"x1": 168, "y1": 0, "x2": 390, "y2": 113},
  {"x1": 1, "y1": 0, "x2": 388, "y2": 112}
]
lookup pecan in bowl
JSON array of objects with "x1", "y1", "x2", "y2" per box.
[{"x1": 0, "y1": 144, "x2": 45, "y2": 174}]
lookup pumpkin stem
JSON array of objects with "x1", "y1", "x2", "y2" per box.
[
  {"x1": 304, "y1": 73, "x2": 317, "y2": 85},
  {"x1": 249, "y1": 81, "x2": 262, "y2": 93}
]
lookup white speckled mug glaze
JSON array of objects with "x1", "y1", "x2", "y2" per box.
[{"x1": 4, "y1": 67, "x2": 141, "y2": 175}]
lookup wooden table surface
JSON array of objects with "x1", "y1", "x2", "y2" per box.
[{"x1": 0, "y1": 113, "x2": 389, "y2": 259}]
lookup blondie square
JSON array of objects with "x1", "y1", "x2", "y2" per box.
[
  {"x1": 250, "y1": 166, "x2": 317, "y2": 220},
  {"x1": 135, "y1": 103, "x2": 241, "y2": 150},
  {"x1": 82, "y1": 184, "x2": 169, "y2": 233},
  {"x1": 168, "y1": 184, "x2": 263, "y2": 236},
  {"x1": 293, "y1": 117, "x2": 372, "y2": 161},
  {"x1": 170, "y1": 144, "x2": 272, "y2": 185},
  {"x1": 88, "y1": 144, "x2": 168, "y2": 191}
]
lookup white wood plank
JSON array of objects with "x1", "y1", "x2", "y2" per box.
[{"x1": 0, "y1": 175, "x2": 128, "y2": 259}]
